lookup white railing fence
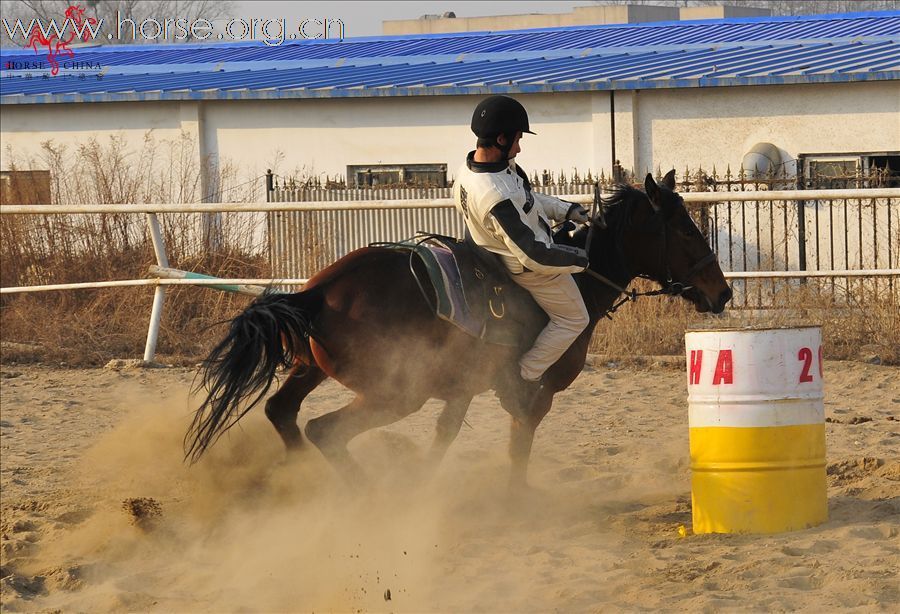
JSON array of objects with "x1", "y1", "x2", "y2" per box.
[{"x1": 2, "y1": 187, "x2": 898, "y2": 362}]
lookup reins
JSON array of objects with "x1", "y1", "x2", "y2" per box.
[
  {"x1": 582, "y1": 192, "x2": 718, "y2": 320},
  {"x1": 583, "y1": 267, "x2": 689, "y2": 319}
]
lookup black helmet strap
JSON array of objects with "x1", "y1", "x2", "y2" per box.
[{"x1": 476, "y1": 132, "x2": 517, "y2": 160}]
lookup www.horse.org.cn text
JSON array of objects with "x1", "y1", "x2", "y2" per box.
[{"x1": 1, "y1": 12, "x2": 346, "y2": 47}]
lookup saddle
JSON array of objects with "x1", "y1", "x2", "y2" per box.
[{"x1": 376, "y1": 234, "x2": 545, "y2": 348}]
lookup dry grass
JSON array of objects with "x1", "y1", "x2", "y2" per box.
[
  {"x1": 5, "y1": 271, "x2": 895, "y2": 367},
  {"x1": 1, "y1": 133, "x2": 270, "y2": 366},
  {"x1": 589, "y1": 277, "x2": 899, "y2": 365},
  {"x1": 0, "y1": 257, "x2": 267, "y2": 367}
]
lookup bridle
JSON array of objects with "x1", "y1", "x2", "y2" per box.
[{"x1": 581, "y1": 200, "x2": 718, "y2": 319}]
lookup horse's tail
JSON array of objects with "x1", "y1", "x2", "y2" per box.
[{"x1": 184, "y1": 289, "x2": 321, "y2": 463}]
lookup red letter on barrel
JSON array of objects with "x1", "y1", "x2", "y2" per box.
[
  {"x1": 712, "y1": 349, "x2": 733, "y2": 385},
  {"x1": 689, "y1": 350, "x2": 702, "y2": 385},
  {"x1": 798, "y1": 347, "x2": 814, "y2": 383}
]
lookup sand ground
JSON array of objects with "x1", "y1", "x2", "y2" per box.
[{"x1": 1, "y1": 358, "x2": 898, "y2": 612}]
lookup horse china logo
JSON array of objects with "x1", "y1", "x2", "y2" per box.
[{"x1": 25, "y1": 4, "x2": 98, "y2": 76}]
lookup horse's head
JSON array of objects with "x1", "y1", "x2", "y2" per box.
[{"x1": 600, "y1": 170, "x2": 731, "y2": 314}]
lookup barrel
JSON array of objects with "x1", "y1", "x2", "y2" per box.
[{"x1": 685, "y1": 326, "x2": 827, "y2": 534}]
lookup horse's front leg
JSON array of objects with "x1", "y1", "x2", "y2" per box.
[
  {"x1": 305, "y1": 393, "x2": 427, "y2": 487},
  {"x1": 426, "y1": 396, "x2": 472, "y2": 470},
  {"x1": 508, "y1": 389, "x2": 554, "y2": 489}
]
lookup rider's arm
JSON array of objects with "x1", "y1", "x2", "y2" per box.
[
  {"x1": 513, "y1": 165, "x2": 585, "y2": 223},
  {"x1": 488, "y1": 200, "x2": 588, "y2": 275},
  {"x1": 534, "y1": 192, "x2": 588, "y2": 224}
]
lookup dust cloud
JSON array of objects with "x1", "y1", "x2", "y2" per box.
[
  {"x1": 13, "y1": 377, "x2": 629, "y2": 613},
  {"x1": 7, "y1": 362, "x2": 894, "y2": 611}
]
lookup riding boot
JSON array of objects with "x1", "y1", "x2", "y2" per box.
[
  {"x1": 514, "y1": 376, "x2": 544, "y2": 419},
  {"x1": 497, "y1": 366, "x2": 544, "y2": 422}
]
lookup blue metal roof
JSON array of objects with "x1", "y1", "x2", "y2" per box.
[{"x1": 1, "y1": 11, "x2": 898, "y2": 104}]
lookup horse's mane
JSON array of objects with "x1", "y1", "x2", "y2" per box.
[
  {"x1": 600, "y1": 184, "x2": 647, "y2": 228},
  {"x1": 568, "y1": 183, "x2": 647, "y2": 285},
  {"x1": 568, "y1": 184, "x2": 646, "y2": 243}
]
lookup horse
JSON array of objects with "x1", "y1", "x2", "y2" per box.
[{"x1": 185, "y1": 171, "x2": 732, "y2": 488}]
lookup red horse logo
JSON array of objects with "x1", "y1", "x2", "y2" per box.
[{"x1": 26, "y1": 5, "x2": 98, "y2": 76}]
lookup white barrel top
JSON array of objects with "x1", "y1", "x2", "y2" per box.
[{"x1": 685, "y1": 326, "x2": 824, "y2": 428}]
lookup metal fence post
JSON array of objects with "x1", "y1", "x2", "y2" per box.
[
  {"x1": 796, "y1": 164, "x2": 809, "y2": 272},
  {"x1": 797, "y1": 203, "x2": 808, "y2": 272}
]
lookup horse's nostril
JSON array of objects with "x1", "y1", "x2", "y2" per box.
[{"x1": 719, "y1": 287, "x2": 733, "y2": 308}]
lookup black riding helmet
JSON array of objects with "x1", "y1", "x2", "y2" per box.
[{"x1": 471, "y1": 95, "x2": 536, "y2": 138}]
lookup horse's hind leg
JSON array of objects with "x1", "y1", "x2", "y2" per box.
[
  {"x1": 264, "y1": 364, "x2": 326, "y2": 452},
  {"x1": 304, "y1": 393, "x2": 426, "y2": 485},
  {"x1": 426, "y1": 396, "x2": 472, "y2": 469}
]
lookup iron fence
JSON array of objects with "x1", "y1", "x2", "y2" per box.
[
  {"x1": 266, "y1": 176, "x2": 595, "y2": 285},
  {"x1": 671, "y1": 167, "x2": 897, "y2": 308},
  {"x1": 266, "y1": 168, "x2": 899, "y2": 308}
]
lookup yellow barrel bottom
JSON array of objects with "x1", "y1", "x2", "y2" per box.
[{"x1": 690, "y1": 424, "x2": 827, "y2": 534}]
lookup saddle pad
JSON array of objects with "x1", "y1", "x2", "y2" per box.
[
  {"x1": 412, "y1": 242, "x2": 485, "y2": 339},
  {"x1": 371, "y1": 237, "x2": 485, "y2": 339}
]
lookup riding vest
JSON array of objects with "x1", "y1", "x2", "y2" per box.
[{"x1": 453, "y1": 152, "x2": 588, "y2": 275}]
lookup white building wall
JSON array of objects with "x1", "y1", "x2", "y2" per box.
[
  {"x1": 198, "y1": 92, "x2": 598, "y2": 184},
  {"x1": 0, "y1": 92, "x2": 628, "y2": 186},
  {"x1": 1, "y1": 100, "x2": 187, "y2": 168},
  {"x1": 633, "y1": 81, "x2": 900, "y2": 176},
  {"x1": 1, "y1": 81, "x2": 897, "y2": 190}
]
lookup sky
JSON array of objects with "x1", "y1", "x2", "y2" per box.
[{"x1": 231, "y1": 1, "x2": 594, "y2": 38}]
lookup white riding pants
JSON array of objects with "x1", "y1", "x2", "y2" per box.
[{"x1": 510, "y1": 271, "x2": 590, "y2": 381}]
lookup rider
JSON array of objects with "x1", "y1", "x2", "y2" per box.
[{"x1": 453, "y1": 95, "x2": 592, "y2": 415}]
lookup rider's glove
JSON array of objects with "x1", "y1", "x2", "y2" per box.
[
  {"x1": 573, "y1": 247, "x2": 590, "y2": 270},
  {"x1": 566, "y1": 203, "x2": 591, "y2": 224},
  {"x1": 555, "y1": 245, "x2": 590, "y2": 270}
]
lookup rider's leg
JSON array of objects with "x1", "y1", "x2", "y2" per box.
[{"x1": 510, "y1": 271, "x2": 589, "y2": 381}]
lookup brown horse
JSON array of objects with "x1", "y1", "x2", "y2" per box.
[{"x1": 185, "y1": 171, "x2": 731, "y2": 487}]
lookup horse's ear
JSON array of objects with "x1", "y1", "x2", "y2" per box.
[
  {"x1": 644, "y1": 173, "x2": 661, "y2": 212},
  {"x1": 644, "y1": 173, "x2": 658, "y2": 197},
  {"x1": 662, "y1": 169, "x2": 676, "y2": 190}
]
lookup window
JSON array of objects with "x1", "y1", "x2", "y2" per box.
[
  {"x1": 347, "y1": 163, "x2": 447, "y2": 188},
  {"x1": 800, "y1": 153, "x2": 900, "y2": 189},
  {"x1": 0, "y1": 170, "x2": 51, "y2": 205},
  {"x1": 868, "y1": 155, "x2": 900, "y2": 188}
]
